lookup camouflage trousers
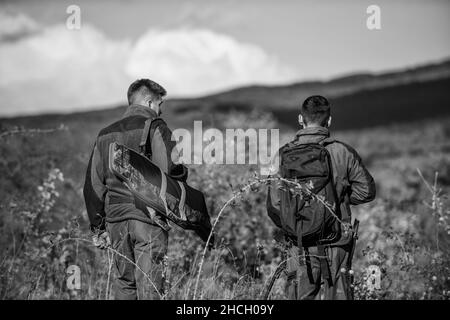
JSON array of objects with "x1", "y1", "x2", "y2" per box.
[
  {"x1": 285, "y1": 244, "x2": 353, "y2": 300},
  {"x1": 107, "y1": 219, "x2": 168, "y2": 300}
]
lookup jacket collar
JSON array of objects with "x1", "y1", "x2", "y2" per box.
[
  {"x1": 122, "y1": 104, "x2": 158, "y2": 119},
  {"x1": 294, "y1": 126, "x2": 330, "y2": 144},
  {"x1": 295, "y1": 126, "x2": 330, "y2": 138}
]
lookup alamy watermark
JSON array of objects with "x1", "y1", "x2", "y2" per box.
[
  {"x1": 366, "y1": 5, "x2": 381, "y2": 30},
  {"x1": 66, "y1": 264, "x2": 81, "y2": 290},
  {"x1": 171, "y1": 121, "x2": 280, "y2": 175},
  {"x1": 64, "y1": 4, "x2": 380, "y2": 31},
  {"x1": 66, "y1": 5, "x2": 81, "y2": 30}
]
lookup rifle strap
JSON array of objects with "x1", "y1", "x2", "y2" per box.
[
  {"x1": 139, "y1": 117, "x2": 165, "y2": 158},
  {"x1": 139, "y1": 119, "x2": 152, "y2": 155}
]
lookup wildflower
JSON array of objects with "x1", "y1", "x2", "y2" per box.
[
  {"x1": 41, "y1": 191, "x2": 51, "y2": 200},
  {"x1": 256, "y1": 242, "x2": 264, "y2": 252}
]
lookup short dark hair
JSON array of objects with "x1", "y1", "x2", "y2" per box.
[
  {"x1": 127, "y1": 79, "x2": 167, "y2": 105},
  {"x1": 300, "y1": 95, "x2": 331, "y2": 126}
]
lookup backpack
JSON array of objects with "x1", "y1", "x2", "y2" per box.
[{"x1": 276, "y1": 139, "x2": 342, "y2": 248}]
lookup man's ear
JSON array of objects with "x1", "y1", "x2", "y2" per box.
[
  {"x1": 327, "y1": 116, "x2": 332, "y2": 128},
  {"x1": 298, "y1": 114, "x2": 304, "y2": 127}
]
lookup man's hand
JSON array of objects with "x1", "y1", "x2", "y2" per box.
[{"x1": 92, "y1": 231, "x2": 111, "y2": 250}]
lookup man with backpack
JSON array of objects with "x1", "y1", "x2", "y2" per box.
[
  {"x1": 83, "y1": 79, "x2": 187, "y2": 299},
  {"x1": 267, "y1": 95, "x2": 376, "y2": 300}
]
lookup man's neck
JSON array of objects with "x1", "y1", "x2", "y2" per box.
[
  {"x1": 296, "y1": 125, "x2": 330, "y2": 137},
  {"x1": 123, "y1": 104, "x2": 158, "y2": 119},
  {"x1": 303, "y1": 124, "x2": 326, "y2": 129}
]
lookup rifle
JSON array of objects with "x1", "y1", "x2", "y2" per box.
[
  {"x1": 346, "y1": 219, "x2": 359, "y2": 298},
  {"x1": 348, "y1": 219, "x2": 360, "y2": 271}
]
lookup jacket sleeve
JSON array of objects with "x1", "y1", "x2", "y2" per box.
[
  {"x1": 267, "y1": 183, "x2": 283, "y2": 229},
  {"x1": 266, "y1": 148, "x2": 283, "y2": 229},
  {"x1": 345, "y1": 145, "x2": 376, "y2": 205},
  {"x1": 83, "y1": 141, "x2": 107, "y2": 232},
  {"x1": 151, "y1": 122, "x2": 188, "y2": 182}
]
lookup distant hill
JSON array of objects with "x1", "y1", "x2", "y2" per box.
[
  {"x1": 162, "y1": 59, "x2": 450, "y2": 130},
  {"x1": 1, "y1": 58, "x2": 450, "y2": 131},
  {"x1": 166, "y1": 58, "x2": 450, "y2": 110},
  {"x1": 275, "y1": 77, "x2": 450, "y2": 130}
]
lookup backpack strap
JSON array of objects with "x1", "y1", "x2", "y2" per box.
[
  {"x1": 139, "y1": 117, "x2": 166, "y2": 158},
  {"x1": 320, "y1": 138, "x2": 352, "y2": 223},
  {"x1": 320, "y1": 137, "x2": 337, "y2": 146}
]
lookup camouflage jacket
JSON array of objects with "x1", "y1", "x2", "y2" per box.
[{"x1": 83, "y1": 104, "x2": 186, "y2": 232}]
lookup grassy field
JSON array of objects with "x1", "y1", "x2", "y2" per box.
[{"x1": 0, "y1": 105, "x2": 449, "y2": 299}]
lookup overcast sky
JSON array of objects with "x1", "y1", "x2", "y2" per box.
[{"x1": 0, "y1": 0, "x2": 449, "y2": 116}]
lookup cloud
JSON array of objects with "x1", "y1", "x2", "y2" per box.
[
  {"x1": 125, "y1": 28, "x2": 295, "y2": 96},
  {"x1": 0, "y1": 17, "x2": 131, "y2": 115},
  {"x1": 0, "y1": 11, "x2": 40, "y2": 42},
  {"x1": 0, "y1": 11, "x2": 296, "y2": 116}
]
